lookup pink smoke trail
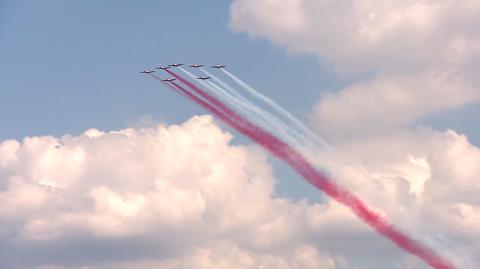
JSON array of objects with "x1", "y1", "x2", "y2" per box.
[{"x1": 154, "y1": 71, "x2": 456, "y2": 269}]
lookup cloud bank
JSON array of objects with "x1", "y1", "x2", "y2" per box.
[
  {"x1": 1, "y1": 116, "x2": 479, "y2": 268},
  {"x1": 0, "y1": 116, "x2": 343, "y2": 268}
]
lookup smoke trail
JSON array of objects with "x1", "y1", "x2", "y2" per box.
[
  {"x1": 148, "y1": 73, "x2": 195, "y2": 100},
  {"x1": 176, "y1": 67, "x2": 314, "y2": 152},
  {"x1": 154, "y1": 70, "x2": 457, "y2": 269},
  {"x1": 201, "y1": 68, "x2": 321, "y2": 152},
  {"x1": 178, "y1": 67, "x2": 245, "y2": 108},
  {"x1": 180, "y1": 67, "x2": 321, "y2": 156},
  {"x1": 221, "y1": 69, "x2": 330, "y2": 150},
  {"x1": 178, "y1": 67, "x2": 246, "y2": 110},
  {"x1": 200, "y1": 68, "x2": 246, "y2": 101},
  {"x1": 204, "y1": 79, "x2": 314, "y2": 150},
  {"x1": 205, "y1": 79, "x2": 324, "y2": 159},
  {"x1": 177, "y1": 67, "x2": 286, "y2": 138}
]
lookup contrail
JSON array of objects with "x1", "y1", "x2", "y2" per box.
[
  {"x1": 153, "y1": 70, "x2": 457, "y2": 269},
  {"x1": 221, "y1": 69, "x2": 330, "y2": 150}
]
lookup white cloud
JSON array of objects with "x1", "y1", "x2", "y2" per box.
[
  {"x1": 320, "y1": 127, "x2": 480, "y2": 268},
  {"x1": 310, "y1": 68, "x2": 479, "y2": 140},
  {"x1": 0, "y1": 116, "x2": 346, "y2": 268},
  {"x1": 0, "y1": 116, "x2": 479, "y2": 268},
  {"x1": 230, "y1": 0, "x2": 480, "y2": 140},
  {"x1": 78, "y1": 242, "x2": 337, "y2": 269},
  {"x1": 230, "y1": 0, "x2": 480, "y2": 74}
]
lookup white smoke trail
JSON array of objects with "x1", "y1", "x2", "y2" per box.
[
  {"x1": 177, "y1": 67, "x2": 313, "y2": 154},
  {"x1": 200, "y1": 68, "x2": 246, "y2": 101},
  {"x1": 177, "y1": 68, "x2": 283, "y2": 132},
  {"x1": 221, "y1": 69, "x2": 330, "y2": 150},
  {"x1": 206, "y1": 79, "x2": 308, "y2": 145},
  {"x1": 201, "y1": 68, "x2": 321, "y2": 151},
  {"x1": 178, "y1": 67, "x2": 247, "y2": 111}
]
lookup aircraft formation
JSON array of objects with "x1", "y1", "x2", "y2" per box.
[{"x1": 141, "y1": 63, "x2": 225, "y2": 81}]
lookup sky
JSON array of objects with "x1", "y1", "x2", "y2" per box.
[
  {"x1": 0, "y1": 0, "x2": 341, "y2": 139},
  {"x1": 1, "y1": 1, "x2": 479, "y2": 269}
]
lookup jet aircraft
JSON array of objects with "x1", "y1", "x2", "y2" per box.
[
  {"x1": 197, "y1": 76, "x2": 211, "y2": 80},
  {"x1": 161, "y1": 78, "x2": 176, "y2": 82},
  {"x1": 189, "y1": 64, "x2": 204, "y2": 68},
  {"x1": 169, "y1": 63, "x2": 184, "y2": 67},
  {"x1": 140, "y1": 70, "x2": 155, "y2": 74},
  {"x1": 156, "y1": 65, "x2": 170, "y2": 70},
  {"x1": 211, "y1": 65, "x2": 226, "y2": 69}
]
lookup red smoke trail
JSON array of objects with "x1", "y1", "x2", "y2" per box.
[
  {"x1": 166, "y1": 69, "x2": 238, "y2": 118},
  {"x1": 155, "y1": 71, "x2": 456, "y2": 269},
  {"x1": 149, "y1": 74, "x2": 192, "y2": 100}
]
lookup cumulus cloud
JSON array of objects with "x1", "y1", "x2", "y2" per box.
[
  {"x1": 230, "y1": 0, "x2": 480, "y2": 139},
  {"x1": 89, "y1": 243, "x2": 337, "y2": 269},
  {"x1": 311, "y1": 68, "x2": 479, "y2": 140},
  {"x1": 0, "y1": 116, "x2": 344, "y2": 268},
  {"x1": 0, "y1": 116, "x2": 478, "y2": 268},
  {"x1": 327, "y1": 127, "x2": 480, "y2": 268},
  {"x1": 230, "y1": 0, "x2": 480, "y2": 74}
]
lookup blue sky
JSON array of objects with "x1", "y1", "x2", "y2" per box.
[
  {"x1": 2, "y1": 1, "x2": 478, "y2": 144},
  {"x1": 0, "y1": 0, "x2": 341, "y2": 140}
]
